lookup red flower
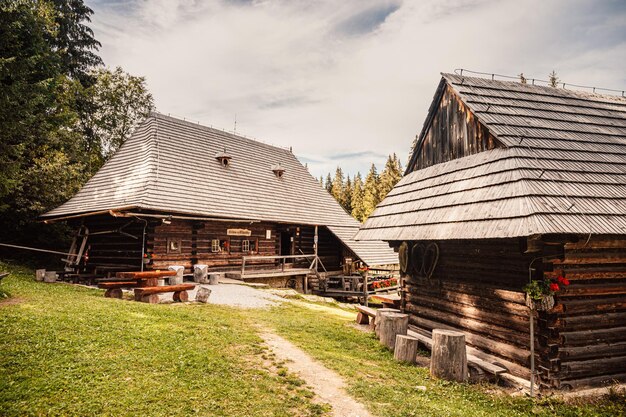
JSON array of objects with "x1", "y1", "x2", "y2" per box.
[
  {"x1": 549, "y1": 283, "x2": 560, "y2": 292},
  {"x1": 562, "y1": 278, "x2": 570, "y2": 286}
]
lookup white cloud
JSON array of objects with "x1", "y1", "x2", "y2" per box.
[{"x1": 89, "y1": 0, "x2": 626, "y2": 178}]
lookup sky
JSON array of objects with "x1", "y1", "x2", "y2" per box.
[{"x1": 88, "y1": 0, "x2": 626, "y2": 179}]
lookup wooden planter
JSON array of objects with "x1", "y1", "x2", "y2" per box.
[{"x1": 525, "y1": 294, "x2": 554, "y2": 311}]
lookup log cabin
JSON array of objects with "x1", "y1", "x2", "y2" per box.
[
  {"x1": 42, "y1": 113, "x2": 397, "y2": 289},
  {"x1": 356, "y1": 73, "x2": 626, "y2": 390}
]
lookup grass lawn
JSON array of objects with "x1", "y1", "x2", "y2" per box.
[
  {"x1": 0, "y1": 263, "x2": 326, "y2": 417},
  {"x1": 1, "y1": 263, "x2": 625, "y2": 417}
]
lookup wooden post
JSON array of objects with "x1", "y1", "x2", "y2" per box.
[
  {"x1": 375, "y1": 308, "x2": 401, "y2": 337},
  {"x1": 43, "y1": 271, "x2": 57, "y2": 283},
  {"x1": 208, "y1": 273, "x2": 220, "y2": 285},
  {"x1": 394, "y1": 335, "x2": 419, "y2": 364},
  {"x1": 173, "y1": 291, "x2": 189, "y2": 302},
  {"x1": 241, "y1": 257, "x2": 246, "y2": 277},
  {"x1": 364, "y1": 270, "x2": 369, "y2": 306},
  {"x1": 378, "y1": 312, "x2": 409, "y2": 350},
  {"x1": 168, "y1": 266, "x2": 184, "y2": 285},
  {"x1": 35, "y1": 269, "x2": 46, "y2": 282},
  {"x1": 430, "y1": 329, "x2": 468, "y2": 382}
]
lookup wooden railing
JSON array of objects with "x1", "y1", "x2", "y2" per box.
[{"x1": 240, "y1": 253, "x2": 318, "y2": 276}]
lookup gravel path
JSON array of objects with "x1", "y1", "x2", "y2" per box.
[
  {"x1": 160, "y1": 282, "x2": 284, "y2": 308},
  {"x1": 261, "y1": 332, "x2": 372, "y2": 417}
]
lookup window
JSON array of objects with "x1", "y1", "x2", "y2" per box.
[
  {"x1": 167, "y1": 238, "x2": 181, "y2": 253},
  {"x1": 211, "y1": 238, "x2": 230, "y2": 253},
  {"x1": 242, "y1": 239, "x2": 257, "y2": 253}
]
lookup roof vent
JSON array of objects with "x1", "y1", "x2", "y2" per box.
[
  {"x1": 271, "y1": 164, "x2": 285, "y2": 178},
  {"x1": 215, "y1": 149, "x2": 232, "y2": 167}
]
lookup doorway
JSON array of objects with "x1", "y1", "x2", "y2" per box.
[{"x1": 280, "y1": 231, "x2": 293, "y2": 260}]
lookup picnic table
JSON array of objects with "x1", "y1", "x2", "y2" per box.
[{"x1": 97, "y1": 270, "x2": 195, "y2": 303}]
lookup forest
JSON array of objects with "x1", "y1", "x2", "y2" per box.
[
  {"x1": 0, "y1": 0, "x2": 153, "y2": 259},
  {"x1": 320, "y1": 153, "x2": 402, "y2": 222}
]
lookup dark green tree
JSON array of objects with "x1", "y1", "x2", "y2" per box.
[
  {"x1": 330, "y1": 167, "x2": 346, "y2": 209},
  {"x1": 351, "y1": 173, "x2": 365, "y2": 222},
  {"x1": 362, "y1": 164, "x2": 380, "y2": 220},
  {"x1": 379, "y1": 153, "x2": 402, "y2": 200}
]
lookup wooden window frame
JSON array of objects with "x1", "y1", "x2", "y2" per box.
[
  {"x1": 211, "y1": 237, "x2": 230, "y2": 254},
  {"x1": 167, "y1": 238, "x2": 182, "y2": 254},
  {"x1": 241, "y1": 238, "x2": 258, "y2": 254}
]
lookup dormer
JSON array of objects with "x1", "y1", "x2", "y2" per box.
[
  {"x1": 271, "y1": 164, "x2": 285, "y2": 178},
  {"x1": 215, "y1": 149, "x2": 232, "y2": 167}
]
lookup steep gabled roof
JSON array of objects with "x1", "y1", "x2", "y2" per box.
[
  {"x1": 44, "y1": 113, "x2": 397, "y2": 266},
  {"x1": 356, "y1": 74, "x2": 626, "y2": 241}
]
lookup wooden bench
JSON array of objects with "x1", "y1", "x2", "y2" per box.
[
  {"x1": 0, "y1": 272, "x2": 9, "y2": 283},
  {"x1": 134, "y1": 284, "x2": 195, "y2": 304},
  {"x1": 356, "y1": 305, "x2": 377, "y2": 325},
  {"x1": 98, "y1": 281, "x2": 141, "y2": 298}
]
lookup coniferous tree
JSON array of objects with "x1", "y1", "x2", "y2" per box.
[
  {"x1": 351, "y1": 173, "x2": 365, "y2": 222},
  {"x1": 343, "y1": 176, "x2": 353, "y2": 213},
  {"x1": 324, "y1": 173, "x2": 332, "y2": 192},
  {"x1": 548, "y1": 70, "x2": 559, "y2": 88},
  {"x1": 362, "y1": 164, "x2": 380, "y2": 220},
  {"x1": 319, "y1": 175, "x2": 324, "y2": 186},
  {"x1": 330, "y1": 167, "x2": 345, "y2": 208},
  {"x1": 379, "y1": 153, "x2": 402, "y2": 200}
]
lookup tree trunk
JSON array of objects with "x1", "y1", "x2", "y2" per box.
[
  {"x1": 375, "y1": 308, "x2": 401, "y2": 337},
  {"x1": 35, "y1": 269, "x2": 46, "y2": 282},
  {"x1": 140, "y1": 294, "x2": 160, "y2": 304},
  {"x1": 394, "y1": 335, "x2": 419, "y2": 364},
  {"x1": 194, "y1": 264, "x2": 208, "y2": 283},
  {"x1": 378, "y1": 312, "x2": 409, "y2": 350},
  {"x1": 430, "y1": 329, "x2": 468, "y2": 382},
  {"x1": 173, "y1": 290, "x2": 188, "y2": 302}
]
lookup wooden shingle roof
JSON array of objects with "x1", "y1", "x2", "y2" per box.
[
  {"x1": 356, "y1": 74, "x2": 626, "y2": 241},
  {"x1": 44, "y1": 113, "x2": 397, "y2": 266}
]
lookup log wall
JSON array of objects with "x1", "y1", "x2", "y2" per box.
[
  {"x1": 402, "y1": 238, "x2": 534, "y2": 379},
  {"x1": 408, "y1": 85, "x2": 500, "y2": 172},
  {"x1": 541, "y1": 235, "x2": 626, "y2": 389},
  {"x1": 400, "y1": 236, "x2": 626, "y2": 389}
]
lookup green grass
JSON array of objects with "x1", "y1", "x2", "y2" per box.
[
  {"x1": 0, "y1": 263, "x2": 326, "y2": 417},
  {"x1": 1, "y1": 263, "x2": 624, "y2": 417},
  {"x1": 254, "y1": 303, "x2": 626, "y2": 417}
]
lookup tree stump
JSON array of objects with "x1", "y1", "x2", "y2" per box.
[
  {"x1": 140, "y1": 294, "x2": 160, "y2": 304},
  {"x1": 394, "y1": 335, "x2": 419, "y2": 364},
  {"x1": 194, "y1": 264, "x2": 209, "y2": 283},
  {"x1": 195, "y1": 286, "x2": 211, "y2": 303},
  {"x1": 168, "y1": 266, "x2": 184, "y2": 285},
  {"x1": 378, "y1": 312, "x2": 409, "y2": 350},
  {"x1": 35, "y1": 269, "x2": 46, "y2": 282},
  {"x1": 356, "y1": 312, "x2": 369, "y2": 325},
  {"x1": 104, "y1": 288, "x2": 123, "y2": 299},
  {"x1": 374, "y1": 308, "x2": 400, "y2": 337},
  {"x1": 173, "y1": 290, "x2": 189, "y2": 302},
  {"x1": 43, "y1": 271, "x2": 57, "y2": 283},
  {"x1": 208, "y1": 273, "x2": 220, "y2": 285},
  {"x1": 430, "y1": 329, "x2": 468, "y2": 382}
]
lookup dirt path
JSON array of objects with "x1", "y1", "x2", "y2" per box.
[{"x1": 260, "y1": 332, "x2": 372, "y2": 417}]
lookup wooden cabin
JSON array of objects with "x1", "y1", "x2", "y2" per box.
[
  {"x1": 356, "y1": 73, "x2": 626, "y2": 390},
  {"x1": 42, "y1": 113, "x2": 397, "y2": 288}
]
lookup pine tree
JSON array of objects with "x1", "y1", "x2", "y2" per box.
[
  {"x1": 319, "y1": 175, "x2": 324, "y2": 186},
  {"x1": 343, "y1": 176, "x2": 353, "y2": 213},
  {"x1": 519, "y1": 73, "x2": 527, "y2": 84},
  {"x1": 351, "y1": 173, "x2": 365, "y2": 222},
  {"x1": 362, "y1": 164, "x2": 380, "y2": 220},
  {"x1": 324, "y1": 173, "x2": 332, "y2": 192},
  {"x1": 379, "y1": 154, "x2": 402, "y2": 200},
  {"x1": 548, "y1": 70, "x2": 559, "y2": 88},
  {"x1": 331, "y1": 167, "x2": 345, "y2": 208}
]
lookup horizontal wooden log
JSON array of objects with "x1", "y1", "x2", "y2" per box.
[
  {"x1": 134, "y1": 284, "x2": 195, "y2": 298},
  {"x1": 409, "y1": 277, "x2": 526, "y2": 304},
  {"x1": 408, "y1": 314, "x2": 531, "y2": 366},
  {"x1": 551, "y1": 311, "x2": 626, "y2": 330},
  {"x1": 559, "y1": 326, "x2": 626, "y2": 346},
  {"x1": 558, "y1": 341, "x2": 626, "y2": 361},
  {"x1": 406, "y1": 294, "x2": 529, "y2": 331},
  {"x1": 559, "y1": 355, "x2": 626, "y2": 379},
  {"x1": 557, "y1": 296, "x2": 626, "y2": 314},
  {"x1": 98, "y1": 281, "x2": 140, "y2": 289},
  {"x1": 558, "y1": 371, "x2": 626, "y2": 390},
  {"x1": 405, "y1": 288, "x2": 529, "y2": 316},
  {"x1": 559, "y1": 283, "x2": 626, "y2": 297},
  {"x1": 117, "y1": 271, "x2": 176, "y2": 279},
  {"x1": 405, "y1": 302, "x2": 530, "y2": 347}
]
